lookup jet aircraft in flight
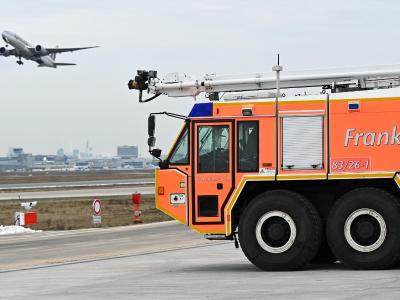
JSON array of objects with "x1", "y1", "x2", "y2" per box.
[{"x1": 0, "y1": 30, "x2": 98, "y2": 68}]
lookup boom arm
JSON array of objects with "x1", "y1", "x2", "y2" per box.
[{"x1": 128, "y1": 64, "x2": 400, "y2": 101}]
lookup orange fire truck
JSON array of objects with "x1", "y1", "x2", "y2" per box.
[{"x1": 128, "y1": 64, "x2": 400, "y2": 271}]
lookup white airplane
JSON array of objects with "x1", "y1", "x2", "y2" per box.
[{"x1": 0, "y1": 30, "x2": 98, "y2": 68}]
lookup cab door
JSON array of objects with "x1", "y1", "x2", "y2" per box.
[{"x1": 192, "y1": 121, "x2": 234, "y2": 225}]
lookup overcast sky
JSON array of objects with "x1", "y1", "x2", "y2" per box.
[{"x1": 1, "y1": 0, "x2": 400, "y2": 157}]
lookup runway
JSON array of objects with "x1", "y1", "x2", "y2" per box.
[
  {"x1": 0, "y1": 178, "x2": 154, "y2": 190},
  {"x1": 1, "y1": 221, "x2": 400, "y2": 299},
  {"x1": 0, "y1": 186, "x2": 154, "y2": 201}
]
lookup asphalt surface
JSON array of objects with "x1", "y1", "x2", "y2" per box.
[
  {"x1": 0, "y1": 186, "x2": 154, "y2": 201},
  {"x1": 0, "y1": 221, "x2": 213, "y2": 272},
  {"x1": 1, "y1": 222, "x2": 400, "y2": 299},
  {"x1": 0, "y1": 178, "x2": 154, "y2": 190}
]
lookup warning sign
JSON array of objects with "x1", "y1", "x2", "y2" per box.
[{"x1": 92, "y1": 199, "x2": 102, "y2": 225}]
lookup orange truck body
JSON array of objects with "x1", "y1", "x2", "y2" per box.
[{"x1": 155, "y1": 88, "x2": 400, "y2": 236}]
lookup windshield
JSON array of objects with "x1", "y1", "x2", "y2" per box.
[{"x1": 169, "y1": 125, "x2": 189, "y2": 165}]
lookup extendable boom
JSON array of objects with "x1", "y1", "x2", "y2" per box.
[{"x1": 128, "y1": 64, "x2": 400, "y2": 101}]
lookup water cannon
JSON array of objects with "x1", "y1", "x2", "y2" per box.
[
  {"x1": 21, "y1": 201, "x2": 37, "y2": 211},
  {"x1": 128, "y1": 70, "x2": 161, "y2": 103}
]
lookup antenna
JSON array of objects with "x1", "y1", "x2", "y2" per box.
[{"x1": 272, "y1": 54, "x2": 283, "y2": 178}]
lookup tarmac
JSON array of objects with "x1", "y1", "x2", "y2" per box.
[
  {"x1": 1, "y1": 221, "x2": 400, "y2": 299},
  {"x1": 0, "y1": 178, "x2": 154, "y2": 190},
  {"x1": 0, "y1": 185, "x2": 154, "y2": 201}
]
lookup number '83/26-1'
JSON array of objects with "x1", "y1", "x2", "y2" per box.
[{"x1": 331, "y1": 158, "x2": 370, "y2": 172}]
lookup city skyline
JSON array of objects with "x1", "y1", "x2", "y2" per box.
[{"x1": 3, "y1": 142, "x2": 141, "y2": 158}]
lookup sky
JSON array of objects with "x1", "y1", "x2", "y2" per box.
[{"x1": 1, "y1": 0, "x2": 400, "y2": 157}]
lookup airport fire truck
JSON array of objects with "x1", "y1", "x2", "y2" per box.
[{"x1": 128, "y1": 63, "x2": 400, "y2": 271}]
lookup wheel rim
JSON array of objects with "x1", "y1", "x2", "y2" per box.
[
  {"x1": 344, "y1": 208, "x2": 387, "y2": 253},
  {"x1": 255, "y1": 210, "x2": 297, "y2": 253}
]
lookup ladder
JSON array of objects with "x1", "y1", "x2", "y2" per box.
[{"x1": 128, "y1": 64, "x2": 400, "y2": 102}]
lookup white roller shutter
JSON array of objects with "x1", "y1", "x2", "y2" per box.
[{"x1": 282, "y1": 116, "x2": 324, "y2": 170}]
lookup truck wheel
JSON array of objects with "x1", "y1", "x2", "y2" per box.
[
  {"x1": 327, "y1": 188, "x2": 400, "y2": 270},
  {"x1": 238, "y1": 190, "x2": 322, "y2": 271}
]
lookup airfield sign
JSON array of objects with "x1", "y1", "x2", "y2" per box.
[{"x1": 92, "y1": 199, "x2": 102, "y2": 225}]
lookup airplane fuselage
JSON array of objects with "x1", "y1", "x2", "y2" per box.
[
  {"x1": 2, "y1": 31, "x2": 57, "y2": 67},
  {"x1": 1, "y1": 30, "x2": 98, "y2": 68}
]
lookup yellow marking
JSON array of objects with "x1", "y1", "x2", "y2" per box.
[
  {"x1": 155, "y1": 168, "x2": 159, "y2": 207},
  {"x1": 215, "y1": 97, "x2": 400, "y2": 109},
  {"x1": 395, "y1": 174, "x2": 400, "y2": 189},
  {"x1": 214, "y1": 99, "x2": 326, "y2": 107},
  {"x1": 277, "y1": 174, "x2": 327, "y2": 181},
  {"x1": 279, "y1": 100, "x2": 326, "y2": 105},
  {"x1": 329, "y1": 172, "x2": 395, "y2": 180},
  {"x1": 225, "y1": 172, "x2": 396, "y2": 235},
  {"x1": 225, "y1": 175, "x2": 275, "y2": 236},
  {"x1": 330, "y1": 97, "x2": 400, "y2": 103}
]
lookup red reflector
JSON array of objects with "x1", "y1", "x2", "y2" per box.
[{"x1": 158, "y1": 186, "x2": 165, "y2": 195}]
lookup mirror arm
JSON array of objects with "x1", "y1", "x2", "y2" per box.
[
  {"x1": 150, "y1": 111, "x2": 187, "y2": 120},
  {"x1": 147, "y1": 111, "x2": 188, "y2": 166}
]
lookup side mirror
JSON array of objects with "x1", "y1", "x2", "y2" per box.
[
  {"x1": 148, "y1": 115, "x2": 155, "y2": 137},
  {"x1": 148, "y1": 136, "x2": 156, "y2": 147},
  {"x1": 150, "y1": 148, "x2": 162, "y2": 159}
]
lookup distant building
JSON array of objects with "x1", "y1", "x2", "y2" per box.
[
  {"x1": 0, "y1": 148, "x2": 33, "y2": 171},
  {"x1": 56, "y1": 148, "x2": 65, "y2": 157},
  {"x1": 72, "y1": 149, "x2": 80, "y2": 159},
  {"x1": 117, "y1": 145, "x2": 138, "y2": 158},
  {"x1": 74, "y1": 161, "x2": 89, "y2": 170},
  {"x1": 80, "y1": 140, "x2": 93, "y2": 158},
  {"x1": 8, "y1": 147, "x2": 24, "y2": 157}
]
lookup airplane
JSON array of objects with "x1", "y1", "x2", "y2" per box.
[{"x1": 0, "y1": 30, "x2": 98, "y2": 68}]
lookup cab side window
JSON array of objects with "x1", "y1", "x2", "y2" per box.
[
  {"x1": 169, "y1": 125, "x2": 189, "y2": 165},
  {"x1": 238, "y1": 121, "x2": 259, "y2": 172}
]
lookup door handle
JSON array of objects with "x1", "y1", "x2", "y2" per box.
[{"x1": 217, "y1": 183, "x2": 223, "y2": 190}]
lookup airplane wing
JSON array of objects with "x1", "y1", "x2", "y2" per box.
[{"x1": 28, "y1": 46, "x2": 99, "y2": 55}]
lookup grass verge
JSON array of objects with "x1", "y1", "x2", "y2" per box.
[{"x1": 0, "y1": 194, "x2": 171, "y2": 230}]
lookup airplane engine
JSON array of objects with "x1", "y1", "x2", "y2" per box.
[
  {"x1": 0, "y1": 47, "x2": 10, "y2": 56},
  {"x1": 35, "y1": 45, "x2": 47, "y2": 56}
]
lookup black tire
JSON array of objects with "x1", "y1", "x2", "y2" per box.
[
  {"x1": 327, "y1": 187, "x2": 400, "y2": 270},
  {"x1": 238, "y1": 190, "x2": 322, "y2": 271}
]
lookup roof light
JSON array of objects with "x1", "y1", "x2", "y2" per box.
[{"x1": 188, "y1": 103, "x2": 213, "y2": 117}]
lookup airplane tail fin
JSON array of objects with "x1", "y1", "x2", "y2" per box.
[{"x1": 49, "y1": 45, "x2": 59, "y2": 60}]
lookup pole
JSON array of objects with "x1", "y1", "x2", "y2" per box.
[
  {"x1": 272, "y1": 54, "x2": 283, "y2": 177},
  {"x1": 132, "y1": 193, "x2": 142, "y2": 223}
]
